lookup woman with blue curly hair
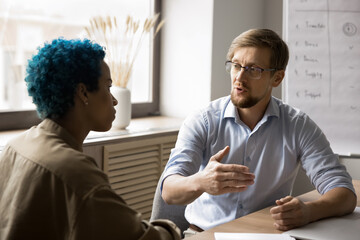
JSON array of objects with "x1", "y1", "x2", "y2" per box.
[{"x1": 0, "y1": 38, "x2": 180, "y2": 240}]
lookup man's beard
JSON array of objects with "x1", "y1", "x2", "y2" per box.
[{"x1": 230, "y1": 88, "x2": 259, "y2": 108}]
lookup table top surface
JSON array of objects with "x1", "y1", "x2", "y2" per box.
[{"x1": 186, "y1": 180, "x2": 360, "y2": 240}]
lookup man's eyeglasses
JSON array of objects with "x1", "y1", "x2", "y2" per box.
[{"x1": 225, "y1": 61, "x2": 277, "y2": 80}]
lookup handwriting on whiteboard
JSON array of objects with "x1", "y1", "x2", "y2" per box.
[
  {"x1": 284, "y1": 0, "x2": 360, "y2": 155},
  {"x1": 286, "y1": 0, "x2": 360, "y2": 111}
]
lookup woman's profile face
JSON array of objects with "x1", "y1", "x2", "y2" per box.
[{"x1": 86, "y1": 61, "x2": 118, "y2": 131}]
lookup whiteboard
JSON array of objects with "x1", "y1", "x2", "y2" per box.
[{"x1": 283, "y1": 0, "x2": 360, "y2": 155}]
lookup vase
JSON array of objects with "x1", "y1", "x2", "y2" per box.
[{"x1": 111, "y1": 86, "x2": 131, "y2": 129}]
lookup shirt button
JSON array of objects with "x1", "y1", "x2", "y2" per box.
[
  {"x1": 239, "y1": 204, "x2": 243, "y2": 209},
  {"x1": 246, "y1": 156, "x2": 251, "y2": 162}
]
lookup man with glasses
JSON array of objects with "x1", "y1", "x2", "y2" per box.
[{"x1": 159, "y1": 29, "x2": 356, "y2": 236}]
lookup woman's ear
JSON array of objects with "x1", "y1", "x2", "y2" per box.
[
  {"x1": 76, "y1": 83, "x2": 89, "y2": 105},
  {"x1": 272, "y1": 70, "x2": 285, "y2": 87}
]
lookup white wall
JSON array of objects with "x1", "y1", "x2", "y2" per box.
[
  {"x1": 264, "y1": 0, "x2": 283, "y2": 99},
  {"x1": 160, "y1": 0, "x2": 283, "y2": 118},
  {"x1": 210, "y1": 0, "x2": 265, "y2": 101},
  {"x1": 159, "y1": 0, "x2": 213, "y2": 118}
]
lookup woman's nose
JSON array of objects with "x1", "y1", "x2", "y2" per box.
[{"x1": 112, "y1": 95, "x2": 118, "y2": 106}]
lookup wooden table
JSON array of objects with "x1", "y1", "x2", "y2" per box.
[{"x1": 186, "y1": 180, "x2": 360, "y2": 240}]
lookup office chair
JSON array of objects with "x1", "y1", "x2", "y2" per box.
[{"x1": 150, "y1": 172, "x2": 189, "y2": 237}]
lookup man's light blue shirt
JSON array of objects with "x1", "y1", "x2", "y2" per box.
[{"x1": 161, "y1": 96, "x2": 354, "y2": 230}]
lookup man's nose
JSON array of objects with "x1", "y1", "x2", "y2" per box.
[{"x1": 235, "y1": 69, "x2": 245, "y2": 81}]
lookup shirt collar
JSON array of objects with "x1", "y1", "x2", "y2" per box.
[
  {"x1": 39, "y1": 119, "x2": 83, "y2": 152},
  {"x1": 224, "y1": 97, "x2": 238, "y2": 118},
  {"x1": 263, "y1": 96, "x2": 280, "y2": 119}
]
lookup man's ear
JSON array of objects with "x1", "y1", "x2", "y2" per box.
[
  {"x1": 76, "y1": 83, "x2": 89, "y2": 105},
  {"x1": 272, "y1": 70, "x2": 285, "y2": 87}
]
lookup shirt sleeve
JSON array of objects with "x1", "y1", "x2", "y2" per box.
[
  {"x1": 297, "y1": 114, "x2": 355, "y2": 195},
  {"x1": 161, "y1": 110, "x2": 208, "y2": 188},
  {"x1": 71, "y1": 186, "x2": 181, "y2": 240}
]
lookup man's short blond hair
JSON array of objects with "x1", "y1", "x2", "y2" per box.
[{"x1": 227, "y1": 29, "x2": 289, "y2": 70}]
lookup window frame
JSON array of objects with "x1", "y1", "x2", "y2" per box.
[
  {"x1": 0, "y1": 0, "x2": 161, "y2": 131},
  {"x1": 133, "y1": 0, "x2": 161, "y2": 118}
]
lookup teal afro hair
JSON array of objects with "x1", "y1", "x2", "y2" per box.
[{"x1": 25, "y1": 38, "x2": 105, "y2": 119}]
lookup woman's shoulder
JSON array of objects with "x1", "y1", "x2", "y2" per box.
[{"x1": 8, "y1": 127, "x2": 110, "y2": 195}]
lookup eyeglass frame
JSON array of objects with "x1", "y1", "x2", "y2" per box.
[{"x1": 225, "y1": 61, "x2": 277, "y2": 80}]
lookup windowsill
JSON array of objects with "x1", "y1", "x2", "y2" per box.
[{"x1": 0, "y1": 116, "x2": 184, "y2": 150}]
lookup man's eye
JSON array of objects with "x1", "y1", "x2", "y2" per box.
[
  {"x1": 233, "y1": 63, "x2": 241, "y2": 69},
  {"x1": 250, "y1": 67, "x2": 260, "y2": 72}
]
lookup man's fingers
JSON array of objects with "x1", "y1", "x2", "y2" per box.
[
  {"x1": 271, "y1": 208, "x2": 299, "y2": 231},
  {"x1": 271, "y1": 197, "x2": 309, "y2": 231},
  {"x1": 204, "y1": 145, "x2": 256, "y2": 196},
  {"x1": 273, "y1": 222, "x2": 295, "y2": 231},
  {"x1": 222, "y1": 179, "x2": 254, "y2": 188},
  {"x1": 211, "y1": 146, "x2": 230, "y2": 163},
  {"x1": 277, "y1": 196, "x2": 293, "y2": 204},
  {"x1": 209, "y1": 146, "x2": 255, "y2": 177},
  {"x1": 274, "y1": 196, "x2": 294, "y2": 207},
  {"x1": 216, "y1": 186, "x2": 249, "y2": 195},
  {"x1": 211, "y1": 156, "x2": 254, "y2": 176},
  {"x1": 218, "y1": 164, "x2": 251, "y2": 174},
  {"x1": 271, "y1": 209, "x2": 295, "y2": 220},
  {"x1": 215, "y1": 171, "x2": 255, "y2": 182},
  {"x1": 270, "y1": 198, "x2": 297, "y2": 214}
]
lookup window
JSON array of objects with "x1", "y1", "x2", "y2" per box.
[{"x1": 0, "y1": 0, "x2": 161, "y2": 130}]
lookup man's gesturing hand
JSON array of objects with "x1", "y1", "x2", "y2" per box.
[{"x1": 198, "y1": 146, "x2": 255, "y2": 195}]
